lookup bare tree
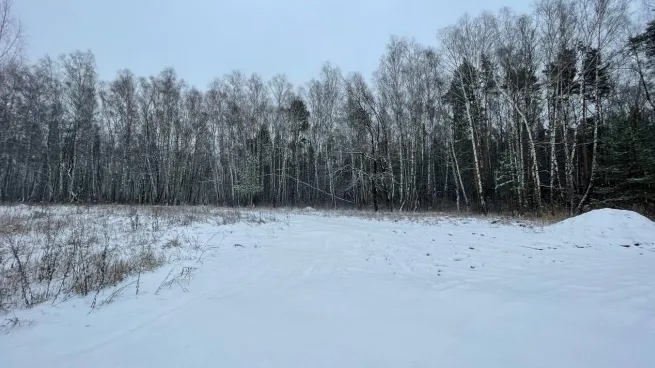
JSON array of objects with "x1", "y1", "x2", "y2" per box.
[
  {"x1": 0, "y1": 0, "x2": 653, "y2": 216},
  {"x1": 0, "y1": 0, "x2": 22, "y2": 66},
  {"x1": 440, "y1": 14, "x2": 495, "y2": 213}
]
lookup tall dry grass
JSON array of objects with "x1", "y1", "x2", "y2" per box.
[{"x1": 0, "y1": 205, "x2": 277, "y2": 313}]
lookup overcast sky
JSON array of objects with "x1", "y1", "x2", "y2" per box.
[{"x1": 16, "y1": 0, "x2": 530, "y2": 88}]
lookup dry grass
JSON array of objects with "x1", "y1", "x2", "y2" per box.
[
  {"x1": 0, "y1": 204, "x2": 278, "y2": 313},
  {"x1": 295, "y1": 207, "x2": 568, "y2": 227}
]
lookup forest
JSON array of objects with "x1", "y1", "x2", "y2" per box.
[{"x1": 1, "y1": 0, "x2": 654, "y2": 215}]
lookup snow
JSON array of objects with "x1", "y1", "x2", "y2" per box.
[
  {"x1": 547, "y1": 208, "x2": 655, "y2": 246},
  {"x1": 2, "y1": 208, "x2": 655, "y2": 368}
]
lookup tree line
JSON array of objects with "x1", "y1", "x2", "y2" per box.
[{"x1": 1, "y1": 0, "x2": 654, "y2": 215}]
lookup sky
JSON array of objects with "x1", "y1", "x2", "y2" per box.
[{"x1": 15, "y1": 0, "x2": 530, "y2": 88}]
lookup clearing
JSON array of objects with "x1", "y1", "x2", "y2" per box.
[{"x1": 1, "y1": 206, "x2": 654, "y2": 367}]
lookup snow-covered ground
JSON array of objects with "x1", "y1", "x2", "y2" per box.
[{"x1": 1, "y1": 207, "x2": 655, "y2": 367}]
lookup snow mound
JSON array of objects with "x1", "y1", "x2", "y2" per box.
[
  {"x1": 548, "y1": 208, "x2": 655, "y2": 246},
  {"x1": 302, "y1": 206, "x2": 316, "y2": 212}
]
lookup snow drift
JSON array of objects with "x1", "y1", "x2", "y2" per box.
[{"x1": 548, "y1": 208, "x2": 655, "y2": 247}]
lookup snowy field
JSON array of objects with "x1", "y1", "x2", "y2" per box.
[{"x1": 1, "y1": 205, "x2": 655, "y2": 367}]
